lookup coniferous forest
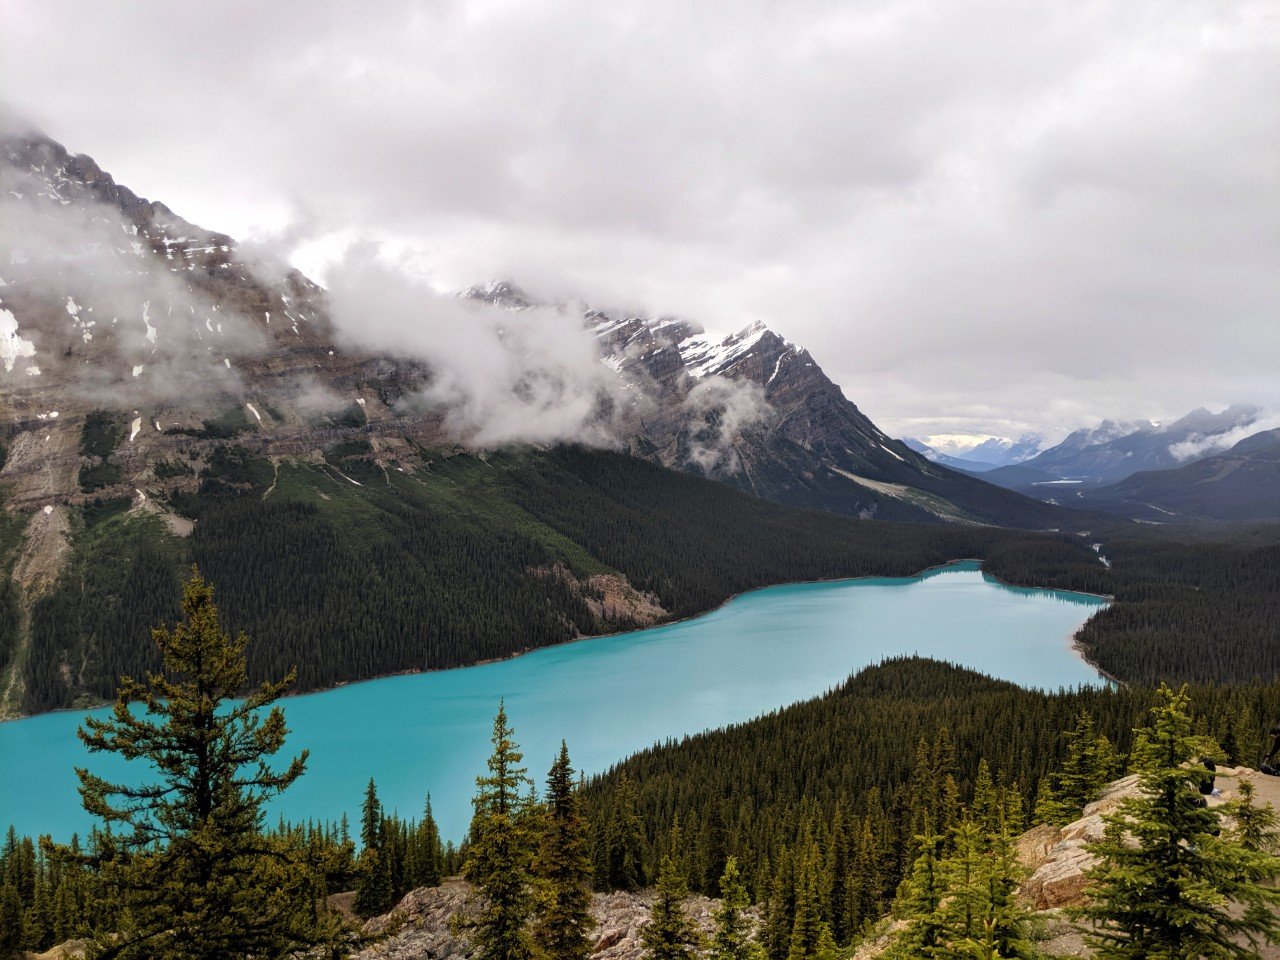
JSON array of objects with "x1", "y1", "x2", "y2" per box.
[
  {"x1": 3, "y1": 562, "x2": 1280, "y2": 958},
  {"x1": 8, "y1": 443, "x2": 1280, "y2": 714}
]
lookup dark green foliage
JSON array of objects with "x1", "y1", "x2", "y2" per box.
[
  {"x1": 531, "y1": 742, "x2": 595, "y2": 960},
  {"x1": 583, "y1": 657, "x2": 1280, "y2": 903},
  {"x1": 79, "y1": 411, "x2": 125, "y2": 459},
  {"x1": 981, "y1": 523, "x2": 1280, "y2": 685},
  {"x1": 0, "y1": 508, "x2": 28, "y2": 679},
  {"x1": 1033, "y1": 711, "x2": 1118, "y2": 826},
  {"x1": 165, "y1": 405, "x2": 258, "y2": 439},
  {"x1": 593, "y1": 773, "x2": 645, "y2": 892},
  {"x1": 1074, "y1": 685, "x2": 1280, "y2": 958},
  {"x1": 1069, "y1": 530, "x2": 1280, "y2": 684},
  {"x1": 0, "y1": 882, "x2": 22, "y2": 957},
  {"x1": 151, "y1": 457, "x2": 194, "y2": 479},
  {"x1": 77, "y1": 461, "x2": 121, "y2": 494},
  {"x1": 23, "y1": 512, "x2": 183, "y2": 711},
  {"x1": 20, "y1": 445, "x2": 1280, "y2": 724},
  {"x1": 709, "y1": 858, "x2": 760, "y2": 960},
  {"x1": 354, "y1": 780, "x2": 393, "y2": 918},
  {"x1": 69, "y1": 569, "x2": 340, "y2": 959},
  {"x1": 458, "y1": 704, "x2": 538, "y2": 960},
  {"x1": 641, "y1": 857, "x2": 703, "y2": 960}
]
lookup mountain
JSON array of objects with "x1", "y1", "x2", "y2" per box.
[
  {"x1": 0, "y1": 129, "x2": 1084, "y2": 533},
  {"x1": 902, "y1": 438, "x2": 998, "y2": 472},
  {"x1": 1016, "y1": 408, "x2": 1260, "y2": 486},
  {"x1": 468, "y1": 284, "x2": 1082, "y2": 528},
  {"x1": 958, "y1": 435, "x2": 1043, "y2": 467},
  {"x1": 1081, "y1": 428, "x2": 1280, "y2": 521},
  {"x1": 0, "y1": 128, "x2": 1107, "y2": 715}
]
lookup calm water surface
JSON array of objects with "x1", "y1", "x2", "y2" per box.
[{"x1": 0, "y1": 562, "x2": 1106, "y2": 840}]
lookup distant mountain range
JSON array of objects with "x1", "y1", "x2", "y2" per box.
[
  {"x1": 952, "y1": 406, "x2": 1276, "y2": 521},
  {"x1": 1081, "y1": 428, "x2": 1280, "y2": 522},
  {"x1": 904, "y1": 435, "x2": 1043, "y2": 473}
]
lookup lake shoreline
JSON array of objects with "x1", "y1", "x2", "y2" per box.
[{"x1": 0, "y1": 557, "x2": 1113, "y2": 724}]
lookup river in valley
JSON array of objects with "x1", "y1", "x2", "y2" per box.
[{"x1": 0, "y1": 561, "x2": 1107, "y2": 841}]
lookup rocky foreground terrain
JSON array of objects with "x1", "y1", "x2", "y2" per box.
[
  {"x1": 22, "y1": 767, "x2": 1280, "y2": 960},
  {"x1": 354, "y1": 767, "x2": 1280, "y2": 960}
]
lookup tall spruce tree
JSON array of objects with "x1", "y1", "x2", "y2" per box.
[
  {"x1": 70, "y1": 569, "x2": 342, "y2": 959},
  {"x1": 459, "y1": 703, "x2": 538, "y2": 960},
  {"x1": 532, "y1": 741, "x2": 595, "y2": 960},
  {"x1": 1074, "y1": 684, "x2": 1280, "y2": 958},
  {"x1": 354, "y1": 780, "x2": 393, "y2": 918},
  {"x1": 0, "y1": 882, "x2": 22, "y2": 958},
  {"x1": 1035, "y1": 711, "x2": 1118, "y2": 826},
  {"x1": 605, "y1": 773, "x2": 645, "y2": 891},
  {"x1": 709, "y1": 857, "x2": 762, "y2": 960},
  {"x1": 641, "y1": 856, "x2": 703, "y2": 960}
]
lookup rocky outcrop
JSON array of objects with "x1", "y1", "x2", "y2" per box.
[
  {"x1": 354, "y1": 879, "x2": 729, "y2": 960},
  {"x1": 1018, "y1": 767, "x2": 1280, "y2": 912}
]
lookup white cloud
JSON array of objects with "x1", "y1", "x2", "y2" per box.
[{"x1": 2, "y1": 0, "x2": 1277, "y2": 439}]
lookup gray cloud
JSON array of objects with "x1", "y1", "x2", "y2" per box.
[
  {"x1": 2, "y1": 0, "x2": 1277, "y2": 442},
  {"x1": 323, "y1": 247, "x2": 631, "y2": 446},
  {"x1": 682, "y1": 376, "x2": 772, "y2": 475},
  {"x1": 0, "y1": 163, "x2": 264, "y2": 406}
]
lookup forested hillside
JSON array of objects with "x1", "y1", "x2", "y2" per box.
[
  {"x1": 581, "y1": 657, "x2": 1280, "y2": 922},
  {"x1": 8, "y1": 444, "x2": 1108, "y2": 715}
]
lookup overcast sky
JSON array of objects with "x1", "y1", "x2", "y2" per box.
[{"x1": 4, "y1": 0, "x2": 1277, "y2": 444}]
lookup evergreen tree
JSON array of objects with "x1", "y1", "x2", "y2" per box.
[
  {"x1": 605, "y1": 774, "x2": 645, "y2": 891},
  {"x1": 885, "y1": 820, "x2": 945, "y2": 959},
  {"x1": 361, "y1": 779, "x2": 383, "y2": 851},
  {"x1": 1037, "y1": 711, "x2": 1117, "y2": 826},
  {"x1": 709, "y1": 857, "x2": 760, "y2": 960},
  {"x1": 641, "y1": 856, "x2": 703, "y2": 960},
  {"x1": 824, "y1": 803, "x2": 851, "y2": 946},
  {"x1": 354, "y1": 778, "x2": 394, "y2": 917},
  {"x1": 1231, "y1": 780, "x2": 1278, "y2": 853},
  {"x1": 932, "y1": 812, "x2": 1035, "y2": 959},
  {"x1": 1074, "y1": 684, "x2": 1280, "y2": 958},
  {"x1": 353, "y1": 846, "x2": 393, "y2": 919},
  {"x1": 459, "y1": 703, "x2": 537, "y2": 960},
  {"x1": 532, "y1": 742, "x2": 595, "y2": 960},
  {"x1": 70, "y1": 569, "x2": 341, "y2": 959},
  {"x1": 0, "y1": 883, "x2": 22, "y2": 959},
  {"x1": 785, "y1": 850, "x2": 829, "y2": 960}
]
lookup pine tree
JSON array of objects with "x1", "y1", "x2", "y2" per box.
[
  {"x1": 785, "y1": 850, "x2": 829, "y2": 960},
  {"x1": 532, "y1": 742, "x2": 595, "y2": 960},
  {"x1": 709, "y1": 857, "x2": 760, "y2": 960},
  {"x1": 606, "y1": 774, "x2": 645, "y2": 891},
  {"x1": 0, "y1": 883, "x2": 23, "y2": 958},
  {"x1": 354, "y1": 846, "x2": 393, "y2": 919},
  {"x1": 459, "y1": 703, "x2": 537, "y2": 960},
  {"x1": 1231, "y1": 780, "x2": 1279, "y2": 853},
  {"x1": 641, "y1": 856, "x2": 703, "y2": 960},
  {"x1": 361, "y1": 779, "x2": 383, "y2": 851},
  {"x1": 825, "y1": 803, "x2": 851, "y2": 946},
  {"x1": 1074, "y1": 684, "x2": 1280, "y2": 958},
  {"x1": 1037, "y1": 711, "x2": 1117, "y2": 826},
  {"x1": 70, "y1": 569, "x2": 340, "y2": 959},
  {"x1": 421, "y1": 795, "x2": 444, "y2": 886},
  {"x1": 884, "y1": 819, "x2": 945, "y2": 959},
  {"x1": 354, "y1": 778, "x2": 393, "y2": 917}
]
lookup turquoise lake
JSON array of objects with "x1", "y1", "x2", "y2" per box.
[{"x1": 0, "y1": 561, "x2": 1106, "y2": 841}]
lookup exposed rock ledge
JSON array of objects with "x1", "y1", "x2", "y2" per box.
[{"x1": 356, "y1": 879, "x2": 727, "y2": 960}]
